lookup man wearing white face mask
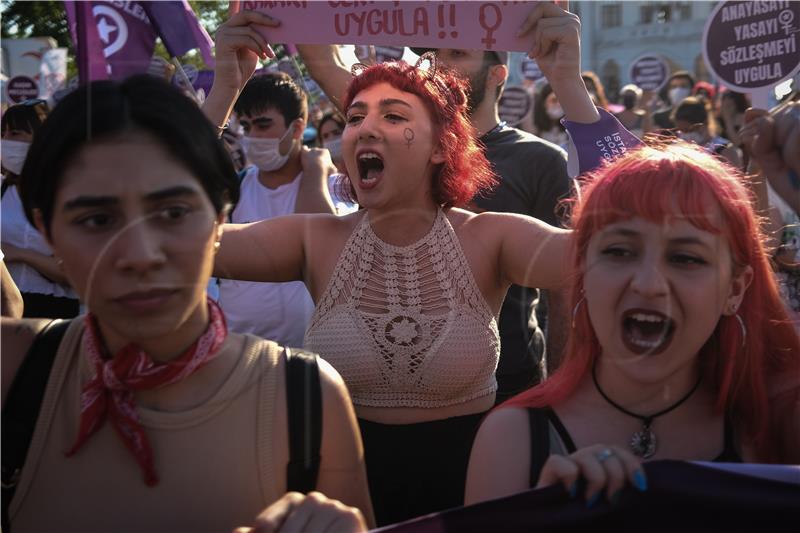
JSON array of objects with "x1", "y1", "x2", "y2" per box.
[
  {"x1": 218, "y1": 72, "x2": 334, "y2": 348},
  {"x1": 653, "y1": 71, "x2": 695, "y2": 131}
]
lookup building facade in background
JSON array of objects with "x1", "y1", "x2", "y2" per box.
[{"x1": 573, "y1": 1, "x2": 716, "y2": 100}]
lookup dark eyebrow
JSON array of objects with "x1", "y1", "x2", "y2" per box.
[
  {"x1": 62, "y1": 186, "x2": 200, "y2": 211},
  {"x1": 379, "y1": 98, "x2": 412, "y2": 109},
  {"x1": 604, "y1": 228, "x2": 640, "y2": 238}
]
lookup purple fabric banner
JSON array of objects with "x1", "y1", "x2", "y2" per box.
[
  {"x1": 64, "y1": 0, "x2": 157, "y2": 81},
  {"x1": 64, "y1": 1, "x2": 109, "y2": 82},
  {"x1": 562, "y1": 108, "x2": 644, "y2": 178},
  {"x1": 140, "y1": 1, "x2": 215, "y2": 67}
]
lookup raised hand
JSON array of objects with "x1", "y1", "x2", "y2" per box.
[
  {"x1": 213, "y1": 10, "x2": 280, "y2": 94},
  {"x1": 518, "y1": 1, "x2": 581, "y2": 86},
  {"x1": 536, "y1": 444, "x2": 647, "y2": 506}
]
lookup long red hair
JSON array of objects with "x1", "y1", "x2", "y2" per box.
[
  {"x1": 341, "y1": 61, "x2": 496, "y2": 207},
  {"x1": 505, "y1": 142, "x2": 800, "y2": 462}
]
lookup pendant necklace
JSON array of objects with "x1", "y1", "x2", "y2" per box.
[{"x1": 591, "y1": 361, "x2": 702, "y2": 459}]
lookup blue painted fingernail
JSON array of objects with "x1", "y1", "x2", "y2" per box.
[
  {"x1": 586, "y1": 491, "x2": 601, "y2": 508},
  {"x1": 634, "y1": 469, "x2": 648, "y2": 492},
  {"x1": 568, "y1": 482, "x2": 578, "y2": 498}
]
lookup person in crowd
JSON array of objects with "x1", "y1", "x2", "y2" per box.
[
  {"x1": 672, "y1": 96, "x2": 742, "y2": 168},
  {"x1": 740, "y1": 101, "x2": 800, "y2": 320},
  {"x1": 465, "y1": 2, "x2": 800, "y2": 507},
  {"x1": 316, "y1": 111, "x2": 359, "y2": 215},
  {"x1": 203, "y1": 10, "x2": 570, "y2": 525},
  {"x1": 1, "y1": 100, "x2": 80, "y2": 319},
  {"x1": 532, "y1": 82, "x2": 569, "y2": 148},
  {"x1": 217, "y1": 72, "x2": 335, "y2": 348},
  {"x1": 1, "y1": 75, "x2": 373, "y2": 532},
  {"x1": 317, "y1": 111, "x2": 346, "y2": 172},
  {"x1": 718, "y1": 90, "x2": 750, "y2": 149},
  {"x1": 581, "y1": 71, "x2": 610, "y2": 109},
  {"x1": 298, "y1": 43, "x2": 573, "y2": 394},
  {"x1": 614, "y1": 84, "x2": 650, "y2": 138},
  {"x1": 692, "y1": 81, "x2": 716, "y2": 102},
  {"x1": 652, "y1": 70, "x2": 695, "y2": 130}
]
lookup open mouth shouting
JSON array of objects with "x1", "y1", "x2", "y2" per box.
[
  {"x1": 356, "y1": 150, "x2": 385, "y2": 190},
  {"x1": 621, "y1": 308, "x2": 676, "y2": 355}
]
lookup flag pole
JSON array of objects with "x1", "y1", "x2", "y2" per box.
[{"x1": 171, "y1": 58, "x2": 200, "y2": 105}]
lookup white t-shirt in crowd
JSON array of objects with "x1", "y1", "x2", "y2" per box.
[
  {"x1": 1, "y1": 185, "x2": 77, "y2": 299},
  {"x1": 218, "y1": 166, "x2": 314, "y2": 348}
]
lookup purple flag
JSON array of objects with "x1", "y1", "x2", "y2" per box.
[
  {"x1": 64, "y1": 1, "x2": 157, "y2": 81},
  {"x1": 140, "y1": 1, "x2": 215, "y2": 67},
  {"x1": 64, "y1": 1, "x2": 109, "y2": 82}
]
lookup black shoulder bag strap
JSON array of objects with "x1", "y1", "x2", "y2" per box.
[
  {"x1": 284, "y1": 347, "x2": 322, "y2": 494},
  {"x1": 2, "y1": 319, "x2": 71, "y2": 532}
]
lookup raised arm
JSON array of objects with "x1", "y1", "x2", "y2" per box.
[
  {"x1": 214, "y1": 215, "x2": 311, "y2": 283},
  {"x1": 520, "y1": 2, "x2": 642, "y2": 176},
  {"x1": 202, "y1": 10, "x2": 280, "y2": 132},
  {"x1": 296, "y1": 45, "x2": 352, "y2": 113}
]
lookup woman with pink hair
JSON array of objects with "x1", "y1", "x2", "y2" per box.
[{"x1": 466, "y1": 2, "x2": 799, "y2": 507}]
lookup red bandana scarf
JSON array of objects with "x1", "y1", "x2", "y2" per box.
[{"x1": 65, "y1": 298, "x2": 228, "y2": 486}]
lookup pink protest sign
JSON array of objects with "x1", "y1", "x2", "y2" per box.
[{"x1": 241, "y1": 1, "x2": 538, "y2": 52}]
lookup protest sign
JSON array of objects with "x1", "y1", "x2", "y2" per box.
[
  {"x1": 628, "y1": 54, "x2": 668, "y2": 92},
  {"x1": 241, "y1": 1, "x2": 538, "y2": 52},
  {"x1": 520, "y1": 57, "x2": 543, "y2": 82},
  {"x1": 498, "y1": 86, "x2": 531, "y2": 127},
  {"x1": 703, "y1": 0, "x2": 800, "y2": 95},
  {"x1": 6, "y1": 76, "x2": 39, "y2": 103},
  {"x1": 38, "y1": 48, "x2": 68, "y2": 102}
]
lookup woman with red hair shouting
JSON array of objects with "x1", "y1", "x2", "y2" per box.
[
  {"x1": 204, "y1": 9, "x2": 571, "y2": 526},
  {"x1": 466, "y1": 2, "x2": 799, "y2": 508}
]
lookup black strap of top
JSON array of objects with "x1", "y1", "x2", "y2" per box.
[
  {"x1": 284, "y1": 347, "x2": 322, "y2": 494},
  {"x1": 527, "y1": 408, "x2": 579, "y2": 488},
  {"x1": 714, "y1": 417, "x2": 742, "y2": 463},
  {"x1": 2, "y1": 319, "x2": 71, "y2": 533}
]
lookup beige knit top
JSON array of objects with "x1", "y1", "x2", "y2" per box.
[
  {"x1": 304, "y1": 209, "x2": 499, "y2": 408},
  {"x1": 10, "y1": 320, "x2": 287, "y2": 533}
]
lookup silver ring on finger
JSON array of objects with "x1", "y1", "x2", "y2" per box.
[{"x1": 594, "y1": 448, "x2": 615, "y2": 463}]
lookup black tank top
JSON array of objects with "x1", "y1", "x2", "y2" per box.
[{"x1": 527, "y1": 407, "x2": 742, "y2": 487}]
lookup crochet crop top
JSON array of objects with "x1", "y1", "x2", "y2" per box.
[{"x1": 304, "y1": 209, "x2": 500, "y2": 408}]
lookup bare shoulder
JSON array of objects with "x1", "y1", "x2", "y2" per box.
[
  {"x1": 465, "y1": 406, "x2": 532, "y2": 504},
  {"x1": 1, "y1": 318, "x2": 53, "y2": 403}
]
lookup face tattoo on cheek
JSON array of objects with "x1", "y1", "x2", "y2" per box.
[{"x1": 404, "y1": 128, "x2": 415, "y2": 149}]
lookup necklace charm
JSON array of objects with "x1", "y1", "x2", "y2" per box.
[{"x1": 630, "y1": 423, "x2": 657, "y2": 458}]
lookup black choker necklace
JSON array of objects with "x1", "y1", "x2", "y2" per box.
[{"x1": 592, "y1": 362, "x2": 702, "y2": 459}]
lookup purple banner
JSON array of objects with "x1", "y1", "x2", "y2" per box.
[
  {"x1": 703, "y1": 1, "x2": 800, "y2": 92},
  {"x1": 140, "y1": 1, "x2": 215, "y2": 67}
]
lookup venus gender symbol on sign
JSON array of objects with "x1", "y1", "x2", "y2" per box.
[{"x1": 404, "y1": 128, "x2": 415, "y2": 149}]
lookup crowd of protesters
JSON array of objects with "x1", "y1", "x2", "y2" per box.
[{"x1": 1, "y1": 2, "x2": 799, "y2": 532}]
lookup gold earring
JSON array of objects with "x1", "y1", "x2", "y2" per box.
[{"x1": 213, "y1": 241, "x2": 221, "y2": 254}]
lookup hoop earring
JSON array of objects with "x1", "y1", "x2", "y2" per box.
[
  {"x1": 572, "y1": 296, "x2": 585, "y2": 329},
  {"x1": 734, "y1": 313, "x2": 747, "y2": 348},
  {"x1": 414, "y1": 51, "x2": 438, "y2": 78}
]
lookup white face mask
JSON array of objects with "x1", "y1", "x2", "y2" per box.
[
  {"x1": 1, "y1": 139, "x2": 30, "y2": 175},
  {"x1": 241, "y1": 124, "x2": 296, "y2": 172},
  {"x1": 678, "y1": 131, "x2": 705, "y2": 145},
  {"x1": 325, "y1": 137, "x2": 343, "y2": 160},
  {"x1": 668, "y1": 87, "x2": 691, "y2": 105},
  {"x1": 546, "y1": 104, "x2": 564, "y2": 121}
]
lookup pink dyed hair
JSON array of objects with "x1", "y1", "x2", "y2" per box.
[
  {"x1": 505, "y1": 142, "x2": 800, "y2": 462},
  {"x1": 341, "y1": 61, "x2": 496, "y2": 208}
]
